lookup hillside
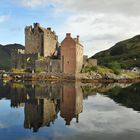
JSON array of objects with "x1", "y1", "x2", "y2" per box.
[
  {"x1": 92, "y1": 35, "x2": 140, "y2": 69},
  {"x1": 0, "y1": 44, "x2": 24, "y2": 70}
]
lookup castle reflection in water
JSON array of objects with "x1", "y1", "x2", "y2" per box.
[
  {"x1": 0, "y1": 81, "x2": 139, "y2": 133},
  {"x1": 0, "y1": 81, "x2": 91, "y2": 132}
]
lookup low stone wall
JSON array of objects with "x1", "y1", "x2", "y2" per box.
[
  {"x1": 11, "y1": 52, "x2": 38, "y2": 70},
  {"x1": 35, "y1": 58, "x2": 61, "y2": 73}
]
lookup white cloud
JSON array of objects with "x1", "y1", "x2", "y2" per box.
[
  {"x1": 70, "y1": 94, "x2": 140, "y2": 133},
  {"x1": 0, "y1": 15, "x2": 9, "y2": 23},
  {"x1": 50, "y1": 94, "x2": 140, "y2": 140},
  {"x1": 57, "y1": 13, "x2": 140, "y2": 56},
  {"x1": 16, "y1": 0, "x2": 140, "y2": 16},
  {"x1": 14, "y1": 0, "x2": 61, "y2": 8},
  {"x1": 14, "y1": 0, "x2": 46, "y2": 8},
  {"x1": 13, "y1": 0, "x2": 140, "y2": 55},
  {"x1": 60, "y1": 0, "x2": 140, "y2": 16}
]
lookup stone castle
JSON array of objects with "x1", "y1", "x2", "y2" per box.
[{"x1": 12, "y1": 23, "x2": 97, "y2": 77}]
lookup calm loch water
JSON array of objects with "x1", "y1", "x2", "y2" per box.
[{"x1": 0, "y1": 81, "x2": 140, "y2": 140}]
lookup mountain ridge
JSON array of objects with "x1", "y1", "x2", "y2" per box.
[{"x1": 92, "y1": 35, "x2": 140, "y2": 69}]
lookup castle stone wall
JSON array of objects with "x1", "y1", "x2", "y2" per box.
[
  {"x1": 11, "y1": 50, "x2": 38, "y2": 71},
  {"x1": 35, "y1": 58, "x2": 61, "y2": 73}
]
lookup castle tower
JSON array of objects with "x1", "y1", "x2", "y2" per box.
[
  {"x1": 61, "y1": 33, "x2": 83, "y2": 76},
  {"x1": 25, "y1": 23, "x2": 58, "y2": 57}
]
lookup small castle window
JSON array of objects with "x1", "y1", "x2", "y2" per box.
[{"x1": 67, "y1": 61, "x2": 69, "y2": 64}]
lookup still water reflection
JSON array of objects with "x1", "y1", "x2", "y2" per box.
[{"x1": 0, "y1": 81, "x2": 140, "y2": 140}]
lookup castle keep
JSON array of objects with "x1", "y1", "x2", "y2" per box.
[
  {"x1": 12, "y1": 23, "x2": 96, "y2": 77},
  {"x1": 25, "y1": 23, "x2": 58, "y2": 57}
]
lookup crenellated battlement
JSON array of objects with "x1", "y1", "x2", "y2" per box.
[{"x1": 25, "y1": 26, "x2": 33, "y2": 33}]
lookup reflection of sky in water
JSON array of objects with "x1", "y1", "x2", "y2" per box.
[
  {"x1": 0, "y1": 94, "x2": 140, "y2": 140},
  {"x1": 71, "y1": 94, "x2": 140, "y2": 132},
  {"x1": 0, "y1": 100, "x2": 24, "y2": 128}
]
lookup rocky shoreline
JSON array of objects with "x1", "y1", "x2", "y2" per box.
[{"x1": 0, "y1": 72, "x2": 140, "y2": 83}]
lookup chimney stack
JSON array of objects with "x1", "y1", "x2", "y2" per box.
[
  {"x1": 47, "y1": 27, "x2": 51, "y2": 31},
  {"x1": 66, "y1": 33, "x2": 71, "y2": 38},
  {"x1": 77, "y1": 35, "x2": 80, "y2": 43}
]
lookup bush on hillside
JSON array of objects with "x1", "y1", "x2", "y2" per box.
[
  {"x1": 108, "y1": 61, "x2": 121, "y2": 75},
  {"x1": 82, "y1": 66, "x2": 97, "y2": 73}
]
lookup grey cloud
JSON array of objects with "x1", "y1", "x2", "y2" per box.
[
  {"x1": 62, "y1": 0, "x2": 140, "y2": 16},
  {"x1": 72, "y1": 17, "x2": 88, "y2": 23},
  {"x1": 14, "y1": 0, "x2": 140, "y2": 16},
  {"x1": 85, "y1": 34, "x2": 120, "y2": 42}
]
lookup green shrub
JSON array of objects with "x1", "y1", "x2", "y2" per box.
[
  {"x1": 12, "y1": 68, "x2": 25, "y2": 73},
  {"x1": 82, "y1": 66, "x2": 97, "y2": 73},
  {"x1": 108, "y1": 61, "x2": 121, "y2": 75},
  {"x1": 97, "y1": 66, "x2": 113, "y2": 74}
]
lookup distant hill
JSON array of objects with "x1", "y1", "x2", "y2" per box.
[
  {"x1": 0, "y1": 44, "x2": 24, "y2": 70},
  {"x1": 92, "y1": 35, "x2": 140, "y2": 69}
]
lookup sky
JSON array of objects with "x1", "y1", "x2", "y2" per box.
[{"x1": 0, "y1": 0, "x2": 140, "y2": 56}]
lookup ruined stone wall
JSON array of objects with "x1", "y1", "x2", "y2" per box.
[
  {"x1": 11, "y1": 51, "x2": 38, "y2": 71},
  {"x1": 11, "y1": 53, "x2": 24, "y2": 69},
  {"x1": 61, "y1": 34, "x2": 76, "y2": 75},
  {"x1": 11, "y1": 48, "x2": 25, "y2": 69},
  {"x1": 35, "y1": 58, "x2": 61, "y2": 73}
]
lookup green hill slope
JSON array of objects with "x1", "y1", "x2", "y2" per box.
[
  {"x1": 92, "y1": 35, "x2": 140, "y2": 69},
  {"x1": 0, "y1": 44, "x2": 24, "y2": 70},
  {"x1": 0, "y1": 46, "x2": 10, "y2": 70}
]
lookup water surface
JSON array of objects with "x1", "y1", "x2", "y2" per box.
[{"x1": 0, "y1": 81, "x2": 140, "y2": 140}]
